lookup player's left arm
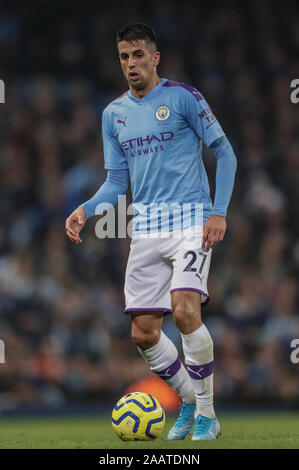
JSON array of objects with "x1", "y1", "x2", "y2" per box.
[
  {"x1": 203, "y1": 135, "x2": 237, "y2": 251},
  {"x1": 183, "y1": 89, "x2": 237, "y2": 251}
]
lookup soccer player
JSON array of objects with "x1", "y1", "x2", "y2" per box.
[{"x1": 65, "y1": 23, "x2": 237, "y2": 441}]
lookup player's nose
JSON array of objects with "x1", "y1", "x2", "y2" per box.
[{"x1": 128, "y1": 55, "x2": 136, "y2": 68}]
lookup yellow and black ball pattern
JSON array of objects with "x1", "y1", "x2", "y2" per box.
[{"x1": 112, "y1": 392, "x2": 165, "y2": 441}]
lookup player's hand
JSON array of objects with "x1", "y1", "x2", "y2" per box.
[
  {"x1": 65, "y1": 206, "x2": 87, "y2": 244},
  {"x1": 202, "y1": 214, "x2": 226, "y2": 252}
]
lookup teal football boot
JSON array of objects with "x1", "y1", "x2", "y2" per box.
[
  {"x1": 166, "y1": 402, "x2": 196, "y2": 440},
  {"x1": 191, "y1": 414, "x2": 221, "y2": 440}
]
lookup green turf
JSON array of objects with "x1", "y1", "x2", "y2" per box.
[{"x1": 0, "y1": 413, "x2": 298, "y2": 449}]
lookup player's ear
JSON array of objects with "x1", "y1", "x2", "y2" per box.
[{"x1": 153, "y1": 51, "x2": 160, "y2": 67}]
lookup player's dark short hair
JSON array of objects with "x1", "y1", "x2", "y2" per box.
[{"x1": 116, "y1": 23, "x2": 157, "y2": 49}]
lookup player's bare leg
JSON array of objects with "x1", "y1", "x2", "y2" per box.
[
  {"x1": 171, "y1": 290, "x2": 203, "y2": 334},
  {"x1": 131, "y1": 311, "x2": 164, "y2": 350},
  {"x1": 171, "y1": 290, "x2": 221, "y2": 440}
]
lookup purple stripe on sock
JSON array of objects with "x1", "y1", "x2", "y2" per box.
[
  {"x1": 185, "y1": 361, "x2": 214, "y2": 380},
  {"x1": 153, "y1": 357, "x2": 182, "y2": 380}
]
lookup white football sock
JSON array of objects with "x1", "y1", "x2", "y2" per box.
[
  {"x1": 138, "y1": 330, "x2": 196, "y2": 404},
  {"x1": 181, "y1": 323, "x2": 215, "y2": 418}
]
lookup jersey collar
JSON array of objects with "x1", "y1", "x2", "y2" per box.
[{"x1": 128, "y1": 78, "x2": 167, "y2": 103}]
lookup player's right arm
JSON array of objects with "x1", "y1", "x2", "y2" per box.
[
  {"x1": 65, "y1": 107, "x2": 129, "y2": 244},
  {"x1": 65, "y1": 205, "x2": 87, "y2": 244},
  {"x1": 65, "y1": 169, "x2": 129, "y2": 243}
]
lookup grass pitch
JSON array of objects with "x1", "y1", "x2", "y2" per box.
[{"x1": 0, "y1": 412, "x2": 298, "y2": 449}]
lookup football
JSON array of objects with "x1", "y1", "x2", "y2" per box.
[{"x1": 112, "y1": 392, "x2": 165, "y2": 441}]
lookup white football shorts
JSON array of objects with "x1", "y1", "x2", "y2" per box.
[{"x1": 124, "y1": 226, "x2": 212, "y2": 314}]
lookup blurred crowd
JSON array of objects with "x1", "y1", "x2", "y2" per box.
[{"x1": 0, "y1": 0, "x2": 298, "y2": 412}]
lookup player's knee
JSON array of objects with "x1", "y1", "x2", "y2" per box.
[
  {"x1": 131, "y1": 328, "x2": 160, "y2": 350},
  {"x1": 173, "y1": 303, "x2": 202, "y2": 334}
]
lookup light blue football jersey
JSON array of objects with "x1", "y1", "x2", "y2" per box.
[{"x1": 102, "y1": 78, "x2": 225, "y2": 233}]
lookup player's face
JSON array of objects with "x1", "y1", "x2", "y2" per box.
[{"x1": 118, "y1": 39, "x2": 160, "y2": 91}]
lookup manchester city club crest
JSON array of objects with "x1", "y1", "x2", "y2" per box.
[{"x1": 155, "y1": 105, "x2": 170, "y2": 121}]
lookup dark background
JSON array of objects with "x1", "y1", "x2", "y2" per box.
[{"x1": 0, "y1": 0, "x2": 298, "y2": 415}]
